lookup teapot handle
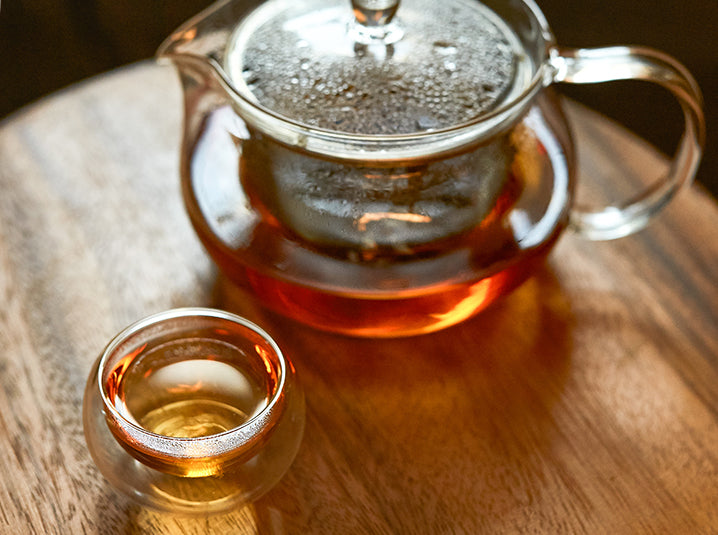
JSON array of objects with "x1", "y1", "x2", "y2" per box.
[{"x1": 550, "y1": 46, "x2": 705, "y2": 240}]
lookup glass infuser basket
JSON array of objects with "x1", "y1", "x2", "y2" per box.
[{"x1": 158, "y1": 0, "x2": 704, "y2": 337}]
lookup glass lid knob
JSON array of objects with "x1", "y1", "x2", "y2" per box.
[{"x1": 349, "y1": 0, "x2": 403, "y2": 44}]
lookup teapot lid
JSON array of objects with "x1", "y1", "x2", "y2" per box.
[{"x1": 225, "y1": 0, "x2": 532, "y2": 136}]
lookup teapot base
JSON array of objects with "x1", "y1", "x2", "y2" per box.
[{"x1": 203, "y1": 231, "x2": 560, "y2": 337}]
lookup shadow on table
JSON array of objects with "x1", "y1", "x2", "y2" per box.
[{"x1": 204, "y1": 265, "x2": 576, "y2": 531}]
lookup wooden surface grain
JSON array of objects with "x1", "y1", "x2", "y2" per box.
[{"x1": 0, "y1": 62, "x2": 716, "y2": 534}]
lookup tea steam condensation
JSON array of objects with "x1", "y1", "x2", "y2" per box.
[{"x1": 230, "y1": 0, "x2": 527, "y2": 134}]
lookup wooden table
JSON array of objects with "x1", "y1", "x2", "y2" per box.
[{"x1": 0, "y1": 62, "x2": 716, "y2": 534}]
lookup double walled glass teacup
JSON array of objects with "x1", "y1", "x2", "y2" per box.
[
  {"x1": 159, "y1": 0, "x2": 704, "y2": 337},
  {"x1": 83, "y1": 308, "x2": 305, "y2": 513}
]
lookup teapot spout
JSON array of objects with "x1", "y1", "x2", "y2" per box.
[{"x1": 157, "y1": 0, "x2": 262, "y2": 87}]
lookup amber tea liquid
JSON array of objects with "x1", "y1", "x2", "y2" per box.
[
  {"x1": 105, "y1": 335, "x2": 276, "y2": 476},
  {"x1": 182, "y1": 93, "x2": 572, "y2": 337}
]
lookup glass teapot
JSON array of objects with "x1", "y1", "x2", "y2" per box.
[{"x1": 158, "y1": 0, "x2": 704, "y2": 337}]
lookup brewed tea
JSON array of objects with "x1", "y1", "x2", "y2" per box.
[
  {"x1": 106, "y1": 338, "x2": 272, "y2": 440},
  {"x1": 182, "y1": 96, "x2": 571, "y2": 336}
]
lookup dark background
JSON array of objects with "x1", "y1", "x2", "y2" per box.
[{"x1": 1, "y1": 0, "x2": 715, "y2": 198}]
